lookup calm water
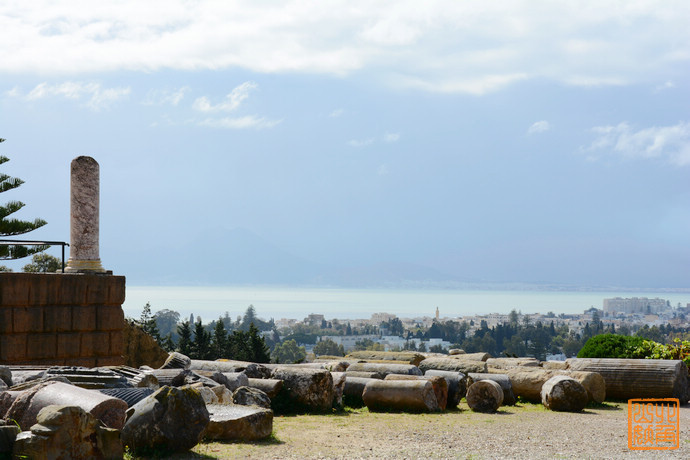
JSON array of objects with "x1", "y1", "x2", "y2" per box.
[{"x1": 122, "y1": 286, "x2": 690, "y2": 322}]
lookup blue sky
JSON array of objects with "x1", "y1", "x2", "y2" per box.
[{"x1": 1, "y1": 1, "x2": 689, "y2": 288}]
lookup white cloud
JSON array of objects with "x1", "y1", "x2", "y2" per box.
[
  {"x1": 348, "y1": 138, "x2": 375, "y2": 148},
  {"x1": 383, "y1": 132, "x2": 400, "y2": 143},
  {"x1": 142, "y1": 87, "x2": 189, "y2": 106},
  {"x1": 654, "y1": 81, "x2": 676, "y2": 93},
  {"x1": 13, "y1": 81, "x2": 129, "y2": 110},
  {"x1": 193, "y1": 82, "x2": 257, "y2": 112},
  {"x1": 1, "y1": 1, "x2": 687, "y2": 94},
  {"x1": 329, "y1": 108, "x2": 344, "y2": 118},
  {"x1": 527, "y1": 121, "x2": 551, "y2": 135},
  {"x1": 197, "y1": 115, "x2": 282, "y2": 130},
  {"x1": 585, "y1": 121, "x2": 690, "y2": 166}
]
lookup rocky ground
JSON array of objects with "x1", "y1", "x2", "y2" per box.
[{"x1": 154, "y1": 401, "x2": 690, "y2": 459}]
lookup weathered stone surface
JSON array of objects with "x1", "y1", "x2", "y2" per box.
[
  {"x1": 203, "y1": 404, "x2": 273, "y2": 441},
  {"x1": 121, "y1": 386, "x2": 209, "y2": 454},
  {"x1": 122, "y1": 320, "x2": 169, "y2": 369},
  {"x1": 161, "y1": 352, "x2": 192, "y2": 370},
  {"x1": 486, "y1": 357, "x2": 540, "y2": 369},
  {"x1": 247, "y1": 378, "x2": 283, "y2": 399},
  {"x1": 449, "y1": 352, "x2": 491, "y2": 361},
  {"x1": 0, "y1": 366, "x2": 11, "y2": 387},
  {"x1": 541, "y1": 375, "x2": 588, "y2": 412},
  {"x1": 0, "y1": 420, "x2": 20, "y2": 456},
  {"x1": 468, "y1": 373, "x2": 516, "y2": 406},
  {"x1": 384, "y1": 374, "x2": 448, "y2": 410},
  {"x1": 542, "y1": 360, "x2": 569, "y2": 370},
  {"x1": 345, "y1": 370, "x2": 385, "y2": 379},
  {"x1": 192, "y1": 360, "x2": 271, "y2": 379},
  {"x1": 466, "y1": 380, "x2": 503, "y2": 413},
  {"x1": 220, "y1": 372, "x2": 250, "y2": 391},
  {"x1": 448, "y1": 349, "x2": 465, "y2": 355},
  {"x1": 345, "y1": 362, "x2": 422, "y2": 377},
  {"x1": 213, "y1": 385, "x2": 234, "y2": 404},
  {"x1": 270, "y1": 367, "x2": 334, "y2": 413},
  {"x1": 346, "y1": 351, "x2": 426, "y2": 366},
  {"x1": 566, "y1": 358, "x2": 690, "y2": 402},
  {"x1": 233, "y1": 386, "x2": 271, "y2": 409},
  {"x1": 493, "y1": 368, "x2": 605, "y2": 403},
  {"x1": 12, "y1": 405, "x2": 122, "y2": 460},
  {"x1": 331, "y1": 372, "x2": 346, "y2": 409},
  {"x1": 362, "y1": 380, "x2": 439, "y2": 412},
  {"x1": 41, "y1": 366, "x2": 130, "y2": 389},
  {"x1": 2, "y1": 381, "x2": 127, "y2": 430},
  {"x1": 418, "y1": 357, "x2": 488, "y2": 375},
  {"x1": 99, "y1": 387, "x2": 155, "y2": 408},
  {"x1": 343, "y1": 376, "x2": 375, "y2": 408},
  {"x1": 65, "y1": 156, "x2": 106, "y2": 273},
  {"x1": 424, "y1": 369, "x2": 467, "y2": 408}
]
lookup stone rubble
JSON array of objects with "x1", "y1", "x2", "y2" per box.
[{"x1": 0, "y1": 351, "x2": 688, "y2": 457}]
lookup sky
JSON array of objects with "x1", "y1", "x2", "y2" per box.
[{"x1": 0, "y1": 1, "x2": 689, "y2": 289}]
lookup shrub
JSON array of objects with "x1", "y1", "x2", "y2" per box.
[{"x1": 577, "y1": 334, "x2": 645, "y2": 359}]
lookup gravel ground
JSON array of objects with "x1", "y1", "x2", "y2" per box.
[{"x1": 168, "y1": 401, "x2": 690, "y2": 459}]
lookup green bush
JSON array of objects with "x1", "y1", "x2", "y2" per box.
[
  {"x1": 632, "y1": 338, "x2": 690, "y2": 367},
  {"x1": 577, "y1": 334, "x2": 645, "y2": 359}
]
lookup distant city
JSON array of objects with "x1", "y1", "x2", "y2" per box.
[{"x1": 272, "y1": 297, "x2": 690, "y2": 359}]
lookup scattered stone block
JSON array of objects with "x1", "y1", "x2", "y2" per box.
[
  {"x1": 0, "y1": 419, "x2": 20, "y2": 457},
  {"x1": 541, "y1": 375, "x2": 588, "y2": 412},
  {"x1": 345, "y1": 362, "x2": 422, "y2": 377},
  {"x1": 486, "y1": 357, "x2": 540, "y2": 370},
  {"x1": 0, "y1": 366, "x2": 11, "y2": 387},
  {"x1": 247, "y1": 378, "x2": 283, "y2": 399},
  {"x1": 346, "y1": 351, "x2": 426, "y2": 366},
  {"x1": 331, "y1": 371, "x2": 346, "y2": 409},
  {"x1": 468, "y1": 373, "x2": 516, "y2": 406},
  {"x1": 423, "y1": 370, "x2": 467, "y2": 408},
  {"x1": 418, "y1": 357, "x2": 487, "y2": 375},
  {"x1": 2, "y1": 381, "x2": 127, "y2": 430},
  {"x1": 203, "y1": 404, "x2": 273, "y2": 441},
  {"x1": 384, "y1": 374, "x2": 448, "y2": 410},
  {"x1": 466, "y1": 379, "x2": 503, "y2": 413},
  {"x1": 221, "y1": 372, "x2": 250, "y2": 391},
  {"x1": 362, "y1": 379, "x2": 440, "y2": 412},
  {"x1": 566, "y1": 358, "x2": 690, "y2": 402},
  {"x1": 343, "y1": 376, "x2": 374, "y2": 408},
  {"x1": 121, "y1": 385, "x2": 209, "y2": 455},
  {"x1": 270, "y1": 367, "x2": 334, "y2": 413},
  {"x1": 233, "y1": 386, "x2": 271, "y2": 408},
  {"x1": 12, "y1": 405, "x2": 122, "y2": 460},
  {"x1": 99, "y1": 387, "x2": 155, "y2": 408}
]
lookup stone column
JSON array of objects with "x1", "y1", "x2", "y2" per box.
[{"x1": 65, "y1": 156, "x2": 106, "y2": 273}]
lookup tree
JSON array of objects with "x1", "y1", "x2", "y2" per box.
[
  {"x1": 192, "y1": 319, "x2": 211, "y2": 360},
  {"x1": 313, "y1": 338, "x2": 345, "y2": 357},
  {"x1": 0, "y1": 139, "x2": 49, "y2": 259},
  {"x1": 272, "y1": 339, "x2": 306, "y2": 364},
  {"x1": 22, "y1": 253, "x2": 61, "y2": 272},
  {"x1": 177, "y1": 321, "x2": 193, "y2": 356},
  {"x1": 154, "y1": 309, "x2": 180, "y2": 340},
  {"x1": 210, "y1": 318, "x2": 228, "y2": 359},
  {"x1": 138, "y1": 302, "x2": 161, "y2": 342}
]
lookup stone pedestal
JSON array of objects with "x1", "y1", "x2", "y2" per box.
[{"x1": 0, "y1": 273, "x2": 125, "y2": 366}]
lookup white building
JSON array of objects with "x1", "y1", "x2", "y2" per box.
[{"x1": 603, "y1": 297, "x2": 668, "y2": 315}]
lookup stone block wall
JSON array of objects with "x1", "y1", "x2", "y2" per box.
[{"x1": 0, "y1": 273, "x2": 125, "y2": 366}]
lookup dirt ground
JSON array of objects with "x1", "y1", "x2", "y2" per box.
[{"x1": 155, "y1": 401, "x2": 690, "y2": 459}]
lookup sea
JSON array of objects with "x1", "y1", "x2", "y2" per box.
[{"x1": 121, "y1": 286, "x2": 690, "y2": 322}]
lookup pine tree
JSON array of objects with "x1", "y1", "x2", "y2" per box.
[
  {"x1": 0, "y1": 139, "x2": 48, "y2": 259},
  {"x1": 211, "y1": 318, "x2": 228, "y2": 360},
  {"x1": 248, "y1": 323, "x2": 271, "y2": 363},
  {"x1": 192, "y1": 319, "x2": 211, "y2": 360},
  {"x1": 139, "y1": 302, "x2": 161, "y2": 342},
  {"x1": 177, "y1": 320, "x2": 193, "y2": 356}
]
